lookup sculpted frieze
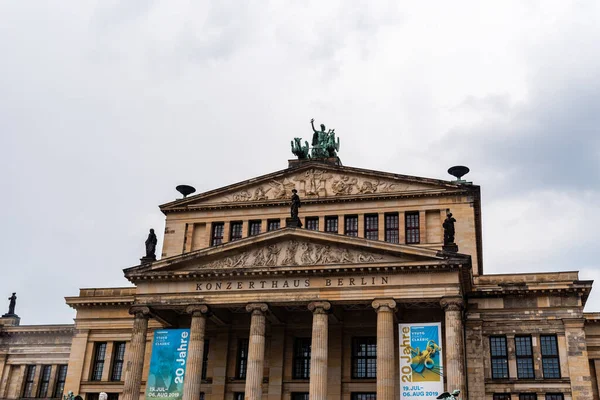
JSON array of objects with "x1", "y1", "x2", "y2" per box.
[
  {"x1": 198, "y1": 171, "x2": 426, "y2": 204},
  {"x1": 197, "y1": 240, "x2": 396, "y2": 270}
]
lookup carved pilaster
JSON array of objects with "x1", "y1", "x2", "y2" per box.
[
  {"x1": 245, "y1": 303, "x2": 269, "y2": 400},
  {"x1": 308, "y1": 301, "x2": 331, "y2": 400},
  {"x1": 440, "y1": 297, "x2": 466, "y2": 397},
  {"x1": 182, "y1": 305, "x2": 209, "y2": 400},
  {"x1": 122, "y1": 306, "x2": 151, "y2": 400}
]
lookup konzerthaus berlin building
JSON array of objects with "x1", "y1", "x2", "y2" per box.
[{"x1": 2, "y1": 152, "x2": 600, "y2": 400}]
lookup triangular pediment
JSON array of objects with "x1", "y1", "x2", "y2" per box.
[
  {"x1": 160, "y1": 162, "x2": 466, "y2": 211},
  {"x1": 124, "y1": 229, "x2": 469, "y2": 280}
]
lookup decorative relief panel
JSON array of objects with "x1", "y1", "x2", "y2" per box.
[
  {"x1": 194, "y1": 170, "x2": 432, "y2": 204},
  {"x1": 192, "y1": 240, "x2": 401, "y2": 270}
]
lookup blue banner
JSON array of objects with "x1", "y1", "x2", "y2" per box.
[{"x1": 146, "y1": 329, "x2": 190, "y2": 399}]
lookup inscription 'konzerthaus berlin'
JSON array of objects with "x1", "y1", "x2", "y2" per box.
[{"x1": 2, "y1": 134, "x2": 599, "y2": 400}]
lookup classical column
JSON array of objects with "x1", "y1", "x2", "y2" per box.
[
  {"x1": 308, "y1": 301, "x2": 331, "y2": 400},
  {"x1": 122, "y1": 306, "x2": 151, "y2": 400},
  {"x1": 372, "y1": 299, "x2": 397, "y2": 400},
  {"x1": 183, "y1": 305, "x2": 209, "y2": 400},
  {"x1": 244, "y1": 303, "x2": 269, "y2": 400},
  {"x1": 440, "y1": 297, "x2": 466, "y2": 397}
]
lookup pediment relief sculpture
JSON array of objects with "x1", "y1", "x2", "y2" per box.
[
  {"x1": 192, "y1": 169, "x2": 434, "y2": 205},
  {"x1": 188, "y1": 240, "x2": 403, "y2": 270}
]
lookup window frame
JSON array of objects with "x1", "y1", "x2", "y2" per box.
[
  {"x1": 350, "y1": 393, "x2": 377, "y2": 400},
  {"x1": 364, "y1": 214, "x2": 378, "y2": 240},
  {"x1": 267, "y1": 219, "x2": 280, "y2": 232},
  {"x1": 305, "y1": 217, "x2": 319, "y2": 231},
  {"x1": 202, "y1": 339, "x2": 209, "y2": 380},
  {"x1": 292, "y1": 337, "x2": 311, "y2": 379},
  {"x1": 236, "y1": 338, "x2": 249, "y2": 379},
  {"x1": 211, "y1": 222, "x2": 225, "y2": 246},
  {"x1": 351, "y1": 337, "x2": 377, "y2": 379},
  {"x1": 230, "y1": 221, "x2": 243, "y2": 241},
  {"x1": 405, "y1": 211, "x2": 420, "y2": 244},
  {"x1": 248, "y1": 220, "x2": 261, "y2": 236},
  {"x1": 53, "y1": 365, "x2": 68, "y2": 398},
  {"x1": 540, "y1": 335, "x2": 561, "y2": 379},
  {"x1": 515, "y1": 335, "x2": 535, "y2": 379},
  {"x1": 91, "y1": 342, "x2": 107, "y2": 381},
  {"x1": 22, "y1": 365, "x2": 36, "y2": 398},
  {"x1": 490, "y1": 336, "x2": 509, "y2": 379},
  {"x1": 545, "y1": 394, "x2": 564, "y2": 400},
  {"x1": 38, "y1": 365, "x2": 52, "y2": 398},
  {"x1": 110, "y1": 341, "x2": 126, "y2": 381},
  {"x1": 325, "y1": 216, "x2": 338, "y2": 233},
  {"x1": 384, "y1": 213, "x2": 399, "y2": 243},
  {"x1": 519, "y1": 394, "x2": 537, "y2": 400},
  {"x1": 344, "y1": 215, "x2": 359, "y2": 237},
  {"x1": 493, "y1": 395, "x2": 512, "y2": 400},
  {"x1": 291, "y1": 393, "x2": 309, "y2": 400}
]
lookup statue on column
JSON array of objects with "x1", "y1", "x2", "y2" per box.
[
  {"x1": 437, "y1": 389, "x2": 460, "y2": 399},
  {"x1": 443, "y1": 212, "x2": 456, "y2": 245},
  {"x1": 5, "y1": 293, "x2": 16, "y2": 316},
  {"x1": 286, "y1": 189, "x2": 303, "y2": 228},
  {"x1": 142, "y1": 228, "x2": 158, "y2": 263}
]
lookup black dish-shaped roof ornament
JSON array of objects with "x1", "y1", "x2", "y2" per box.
[
  {"x1": 448, "y1": 166, "x2": 470, "y2": 181},
  {"x1": 176, "y1": 185, "x2": 196, "y2": 198}
]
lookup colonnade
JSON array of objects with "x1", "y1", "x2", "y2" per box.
[{"x1": 120, "y1": 297, "x2": 465, "y2": 400}]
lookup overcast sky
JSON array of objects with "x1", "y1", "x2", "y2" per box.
[{"x1": 1, "y1": 1, "x2": 599, "y2": 325}]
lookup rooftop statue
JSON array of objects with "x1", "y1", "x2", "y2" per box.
[
  {"x1": 443, "y1": 212, "x2": 456, "y2": 245},
  {"x1": 5, "y1": 292, "x2": 16, "y2": 316},
  {"x1": 145, "y1": 229, "x2": 157, "y2": 260},
  {"x1": 290, "y1": 119, "x2": 340, "y2": 160},
  {"x1": 291, "y1": 137, "x2": 310, "y2": 159}
]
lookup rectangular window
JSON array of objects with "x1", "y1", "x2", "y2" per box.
[
  {"x1": 384, "y1": 213, "x2": 399, "y2": 243},
  {"x1": 545, "y1": 395, "x2": 564, "y2": 400},
  {"x1": 22, "y1": 365, "x2": 36, "y2": 398},
  {"x1": 345, "y1": 215, "x2": 358, "y2": 237},
  {"x1": 236, "y1": 339, "x2": 249, "y2": 379},
  {"x1": 519, "y1": 394, "x2": 537, "y2": 400},
  {"x1": 267, "y1": 219, "x2": 280, "y2": 231},
  {"x1": 107, "y1": 395, "x2": 119, "y2": 400},
  {"x1": 490, "y1": 336, "x2": 509, "y2": 379},
  {"x1": 493, "y1": 395, "x2": 511, "y2": 400},
  {"x1": 202, "y1": 339, "x2": 209, "y2": 380},
  {"x1": 305, "y1": 217, "x2": 319, "y2": 231},
  {"x1": 352, "y1": 337, "x2": 377, "y2": 379},
  {"x1": 91, "y1": 342, "x2": 107, "y2": 381},
  {"x1": 351, "y1": 393, "x2": 377, "y2": 400},
  {"x1": 111, "y1": 342, "x2": 126, "y2": 381},
  {"x1": 199, "y1": 393, "x2": 204, "y2": 400},
  {"x1": 38, "y1": 365, "x2": 52, "y2": 398},
  {"x1": 53, "y1": 365, "x2": 68, "y2": 398},
  {"x1": 325, "y1": 216, "x2": 338, "y2": 233},
  {"x1": 230, "y1": 221, "x2": 243, "y2": 241},
  {"x1": 364, "y1": 214, "x2": 378, "y2": 240},
  {"x1": 249, "y1": 220, "x2": 261, "y2": 236},
  {"x1": 211, "y1": 223, "x2": 224, "y2": 246},
  {"x1": 515, "y1": 336, "x2": 534, "y2": 379},
  {"x1": 234, "y1": 393, "x2": 245, "y2": 400},
  {"x1": 292, "y1": 338, "x2": 311, "y2": 379},
  {"x1": 541, "y1": 335, "x2": 560, "y2": 378},
  {"x1": 405, "y1": 212, "x2": 420, "y2": 244},
  {"x1": 291, "y1": 393, "x2": 309, "y2": 400}
]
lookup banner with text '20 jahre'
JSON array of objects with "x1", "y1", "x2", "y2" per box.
[
  {"x1": 146, "y1": 329, "x2": 190, "y2": 400},
  {"x1": 399, "y1": 323, "x2": 444, "y2": 400}
]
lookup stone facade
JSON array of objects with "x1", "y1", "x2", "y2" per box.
[{"x1": 0, "y1": 159, "x2": 597, "y2": 400}]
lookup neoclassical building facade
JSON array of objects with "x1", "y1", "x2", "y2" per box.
[{"x1": 1, "y1": 157, "x2": 599, "y2": 400}]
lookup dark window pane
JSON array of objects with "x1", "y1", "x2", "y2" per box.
[
  {"x1": 325, "y1": 216, "x2": 338, "y2": 233},
  {"x1": 107, "y1": 394, "x2": 119, "y2": 400},
  {"x1": 236, "y1": 339, "x2": 249, "y2": 379},
  {"x1": 541, "y1": 335, "x2": 560, "y2": 378},
  {"x1": 515, "y1": 336, "x2": 534, "y2": 379},
  {"x1": 211, "y1": 223, "x2": 224, "y2": 246},
  {"x1": 111, "y1": 342, "x2": 126, "y2": 381},
  {"x1": 490, "y1": 337, "x2": 509, "y2": 379},
  {"x1": 545, "y1": 395, "x2": 564, "y2": 400},
  {"x1": 53, "y1": 365, "x2": 68, "y2": 398},
  {"x1": 249, "y1": 221, "x2": 261, "y2": 236},
  {"x1": 38, "y1": 365, "x2": 52, "y2": 397},
  {"x1": 230, "y1": 222, "x2": 243, "y2": 241},
  {"x1": 352, "y1": 337, "x2": 377, "y2": 378},
  {"x1": 345, "y1": 216, "x2": 358, "y2": 237},
  {"x1": 519, "y1": 394, "x2": 537, "y2": 400},
  {"x1": 267, "y1": 220, "x2": 280, "y2": 231},
  {"x1": 493, "y1": 395, "x2": 511, "y2": 400},
  {"x1": 384, "y1": 213, "x2": 399, "y2": 243},
  {"x1": 405, "y1": 212, "x2": 420, "y2": 244},
  {"x1": 234, "y1": 393, "x2": 245, "y2": 400},
  {"x1": 202, "y1": 340, "x2": 209, "y2": 380},
  {"x1": 22, "y1": 365, "x2": 36, "y2": 398},
  {"x1": 91, "y1": 342, "x2": 107, "y2": 381},
  {"x1": 291, "y1": 393, "x2": 309, "y2": 400},
  {"x1": 365, "y1": 214, "x2": 378, "y2": 240},
  {"x1": 305, "y1": 217, "x2": 319, "y2": 231},
  {"x1": 351, "y1": 393, "x2": 377, "y2": 400},
  {"x1": 293, "y1": 338, "x2": 311, "y2": 379}
]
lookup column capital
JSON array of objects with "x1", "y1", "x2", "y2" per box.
[
  {"x1": 372, "y1": 299, "x2": 397, "y2": 312},
  {"x1": 308, "y1": 301, "x2": 331, "y2": 314},
  {"x1": 440, "y1": 297, "x2": 464, "y2": 311},
  {"x1": 128, "y1": 306, "x2": 151, "y2": 318},
  {"x1": 186, "y1": 304, "x2": 209, "y2": 317},
  {"x1": 246, "y1": 303, "x2": 269, "y2": 315}
]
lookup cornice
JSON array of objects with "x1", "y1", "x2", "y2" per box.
[
  {"x1": 2, "y1": 325, "x2": 74, "y2": 335},
  {"x1": 65, "y1": 296, "x2": 135, "y2": 310}
]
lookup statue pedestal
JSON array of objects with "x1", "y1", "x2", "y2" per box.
[
  {"x1": 140, "y1": 255, "x2": 156, "y2": 265},
  {"x1": 442, "y1": 243, "x2": 459, "y2": 253},
  {"x1": 0, "y1": 314, "x2": 20, "y2": 326},
  {"x1": 286, "y1": 217, "x2": 303, "y2": 228}
]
